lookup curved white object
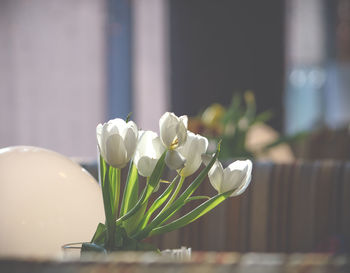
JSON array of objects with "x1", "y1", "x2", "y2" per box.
[{"x1": 0, "y1": 146, "x2": 104, "y2": 258}]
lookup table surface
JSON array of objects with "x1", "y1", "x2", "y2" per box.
[{"x1": 0, "y1": 252, "x2": 349, "y2": 273}]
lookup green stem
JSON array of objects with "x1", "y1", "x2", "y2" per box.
[
  {"x1": 115, "y1": 151, "x2": 167, "y2": 226},
  {"x1": 136, "y1": 175, "x2": 179, "y2": 232},
  {"x1": 116, "y1": 185, "x2": 147, "y2": 225},
  {"x1": 149, "y1": 191, "x2": 232, "y2": 237},
  {"x1": 186, "y1": 196, "x2": 211, "y2": 202},
  {"x1": 120, "y1": 161, "x2": 139, "y2": 217},
  {"x1": 160, "y1": 176, "x2": 185, "y2": 213},
  {"x1": 99, "y1": 159, "x2": 114, "y2": 251},
  {"x1": 123, "y1": 176, "x2": 148, "y2": 236},
  {"x1": 113, "y1": 168, "x2": 121, "y2": 219}
]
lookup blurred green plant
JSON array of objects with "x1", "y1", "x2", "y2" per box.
[{"x1": 189, "y1": 91, "x2": 305, "y2": 160}]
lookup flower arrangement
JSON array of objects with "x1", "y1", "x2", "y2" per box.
[{"x1": 80, "y1": 112, "x2": 252, "y2": 254}]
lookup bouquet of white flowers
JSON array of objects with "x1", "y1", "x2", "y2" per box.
[{"x1": 81, "y1": 112, "x2": 252, "y2": 253}]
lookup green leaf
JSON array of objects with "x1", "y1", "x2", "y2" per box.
[
  {"x1": 91, "y1": 223, "x2": 106, "y2": 245},
  {"x1": 120, "y1": 161, "x2": 139, "y2": 217},
  {"x1": 116, "y1": 233, "x2": 159, "y2": 251},
  {"x1": 100, "y1": 159, "x2": 117, "y2": 250},
  {"x1": 137, "y1": 175, "x2": 179, "y2": 231},
  {"x1": 99, "y1": 154, "x2": 107, "y2": 186},
  {"x1": 114, "y1": 168, "x2": 121, "y2": 219},
  {"x1": 185, "y1": 195, "x2": 211, "y2": 202},
  {"x1": 123, "y1": 202, "x2": 147, "y2": 236},
  {"x1": 222, "y1": 93, "x2": 243, "y2": 126},
  {"x1": 153, "y1": 201, "x2": 185, "y2": 227},
  {"x1": 252, "y1": 110, "x2": 273, "y2": 125},
  {"x1": 160, "y1": 176, "x2": 185, "y2": 213},
  {"x1": 150, "y1": 190, "x2": 233, "y2": 237},
  {"x1": 109, "y1": 166, "x2": 117, "y2": 197},
  {"x1": 146, "y1": 151, "x2": 167, "y2": 194},
  {"x1": 116, "y1": 151, "x2": 167, "y2": 225},
  {"x1": 159, "y1": 179, "x2": 172, "y2": 184},
  {"x1": 243, "y1": 90, "x2": 256, "y2": 123},
  {"x1": 121, "y1": 236, "x2": 138, "y2": 251},
  {"x1": 108, "y1": 167, "x2": 121, "y2": 218},
  {"x1": 125, "y1": 112, "x2": 133, "y2": 122},
  {"x1": 101, "y1": 161, "x2": 113, "y2": 225},
  {"x1": 132, "y1": 144, "x2": 221, "y2": 240},
  {"x1": 114, "y1": 225, "x2": 125, "y2": 248}
]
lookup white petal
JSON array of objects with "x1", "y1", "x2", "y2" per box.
[
  {"x1": 108, "y1": 118, "x2": 126, "y2": 130},
  {"x1": 177, "y1": 131, "x2": 194, "y2": 156},
  {"x1": 178, "y1": 132, "x2": 208, "y2": 177},
  {"x1": 222, "y1": 166, "x2": 246, "y2": 193},
  {"x1": 134, "y1": 131, "x2": 150, "y2": 166},
  {"x1": 138, "y1": 131, "x2": 156, "y2": 154},
  {"x1": 179, "y1": 115, "x2": 188, "y2": 128},
  {"x1": 134, "y1": 130, "x2": 166, "y2": 177},
  {"x1": 137, "y1": 130, "x2": 145, "y2": 140},
  {"x1": 152, "y1": 136, "x2": 166, "y2": 157},
  {"x1": 176, "y1": 118, "x2": 188, "y2": 147},
  {"x1": 221, "y1": 160, "x2": 252, "y2": 196},
  {"x1": 127, "y1": 121, "x2": 138, "y2": 138},
  {"x1": 208, "y1": 160, "x2": 224, "y2": 193},
  {"x1": 136, "y1": 131, "x2": 164, "y2": 159},
  {"x1": 99, "y1": 122, "x2": 112, "y2": 158},
  {"x1": 196, "y1": 134, "x2": 209, "y2": 155},
  {"x1": 105, "y1": 134, "x2": 128, "y2": 168},
  {"x1": 201, "y1": 153, "x2": 214, "y2": 166},
  {"x1": 159, "y1": 112, "x2": 178, "y2": 147},
  {"x1": 185, "y1": 135, "x2": 208, "y2": 175},
  {"x1": 97, "y1": 118, "x2": 139, "y2": 169},
  {"x1": 165, "y1": 150, "x2": 186, "y2": 170},
  {"x1": 106, "y1": 118, "x2": 124, "y2": 136},
  {"x1": 230, "y1": 160, "x2": 253, "y2": 197},
  {"x1": 123, "y1": 126, "x2": 138, "y2": 161},
  {"x1": 137, "y1": 156, "x2": 158, "y2": 177},
  {"x1": 109, "y1": 119, "x2": 137, "y2": 141}
]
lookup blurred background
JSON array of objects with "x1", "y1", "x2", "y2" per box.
[
  {"x1": 0, "y1": 0, "x2": 350, "y2": 160},
  {"x1": 1, "y1": 0, "x2": 350, "y2": 257}
]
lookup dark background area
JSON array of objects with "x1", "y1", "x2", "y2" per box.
[{"x1": 170, "y1": 0, "x2": 285, "y2": 131}]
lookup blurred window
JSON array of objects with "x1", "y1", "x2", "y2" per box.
[
  {"x1": 285, "y1": 0, "x2": 350, "y2": 134},
  {"x1": 0, "y1": 0, "x2": 107, "y2": 157}
]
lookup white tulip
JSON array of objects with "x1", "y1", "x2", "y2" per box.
[
  {"x1": 177, "y1": 132, "x2": 208, "y2": 177},
  {"x1": 96, "y1": 118, "x2": 138, "y2": 169},
  {"x1": 159, "y1": 112, "x2": 188, "y2": 149},
  {"x1": 206, "y1": 158, "x2": 252, "y2": 197},
  {"x1": 159, "y1": 112, "x2": 188, "y2": 170},
  {"x1": 134, "y1": 131, "x2": 166, "y2": 177}
]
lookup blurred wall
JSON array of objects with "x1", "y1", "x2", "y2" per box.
[
  {"x1": 0, "y1": 0, "x2": 107, "y2": 157},
  {"x1": 169, "y1": 0, "x2": 285, "y2": 131},
  {"x1": 132, "y1": 0, "x2": 170, "y2": 132}
]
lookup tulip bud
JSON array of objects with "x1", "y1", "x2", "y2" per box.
[
  {"x1": 207, "y1": 159, "x2": 252, "y2": 197},
  {"x1": 177, "y1": 132, "x2": 208, "y2": 177},
  {"x1": 159, "y1": 112, "x2": 188, "y2": 150},
  {"x1": 96, "y1": 118, "x2": 138, "y2": 169},
  {"x1": 133, "y1": 131, "x2": 165, "y2": 177},
  {"x1": 159, "y1": 112, "x2": 188, "y2": 170}
]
